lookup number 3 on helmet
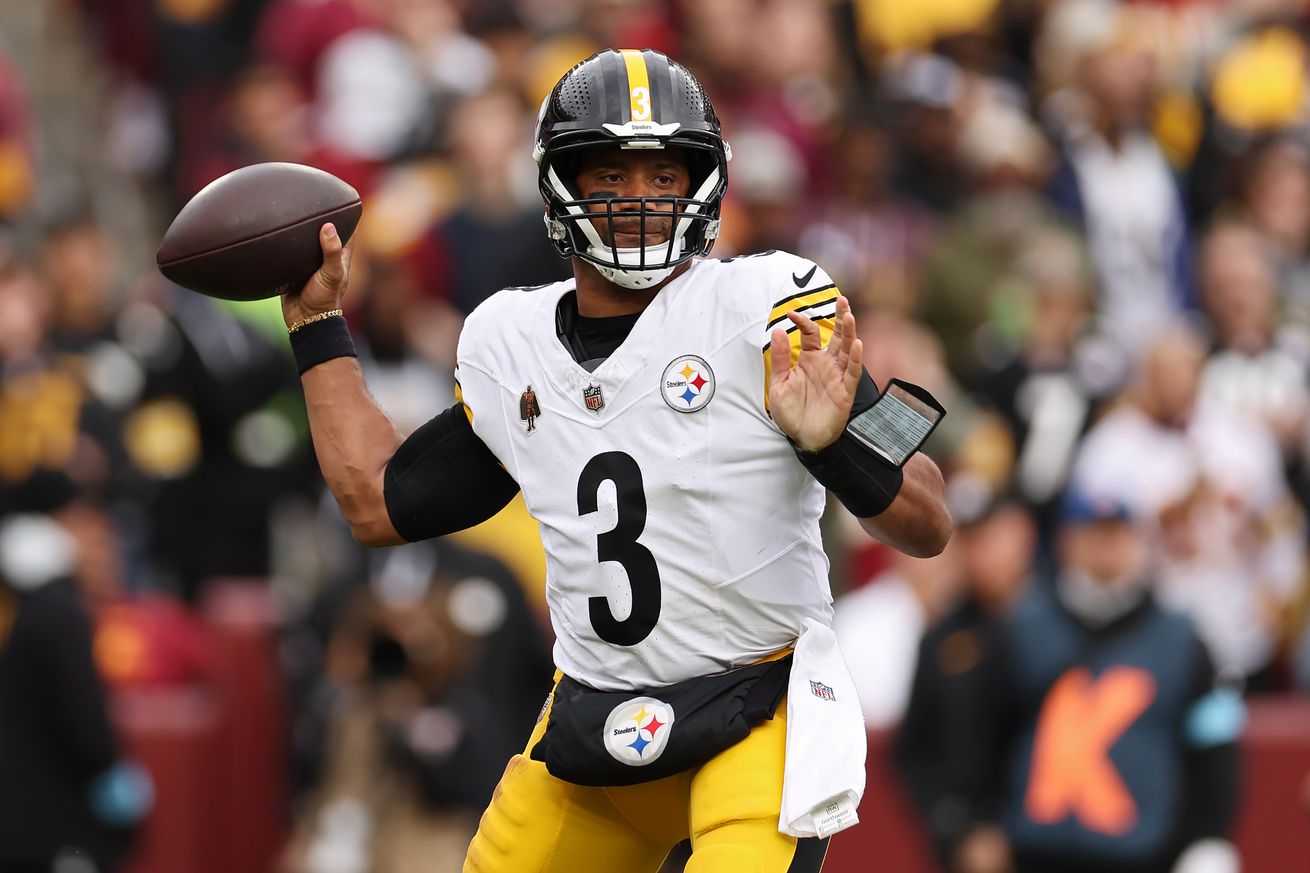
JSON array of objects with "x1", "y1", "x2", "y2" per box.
[{"x1": 533, "y1": 49, "x2": 732, "y2": 290}]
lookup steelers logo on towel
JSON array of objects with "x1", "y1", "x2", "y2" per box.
[
  {"x1": 661, "y1": 355, "x2": 715, "y2": 413},
  {"x1": 603, "y1": 696, "x2": 676, "y2": 766}
]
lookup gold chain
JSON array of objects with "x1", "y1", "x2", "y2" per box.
[{"x1": 287, "y1": 309, "x2": 344, "y2": 334}]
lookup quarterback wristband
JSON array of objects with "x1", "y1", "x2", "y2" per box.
[
  {"x1": 796, "y1": 380, "x2": 945, "y2": 517},
  {"x1": 847, "y1": 379, "x2": 946, "y2": 467},
  {"x1": 796, "y1": 434, "x2": 904, "y2": 518},
  {"x1": 289, "y1": 313, "x2": 356, "y2": 375}
]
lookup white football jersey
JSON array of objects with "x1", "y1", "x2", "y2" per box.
[{"x1": 455, "y1": 251, "x2": 843, "y2": 690}]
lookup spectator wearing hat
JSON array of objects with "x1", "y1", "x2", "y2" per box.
[
  {"x1": 926, "y1": 489, "x2": 1242, "y2": 873},
  {"x1": 1071, "y1": 321, "x2": 1301, "y2": 684}
]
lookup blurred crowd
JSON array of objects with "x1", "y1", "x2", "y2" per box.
[{"x1": 5, "y1": 0, "x2": 1310, "y2": 871}]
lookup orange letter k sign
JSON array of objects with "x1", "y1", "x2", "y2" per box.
[{"x1": 1025, "y1": 666, "x2": 1156, "y2": 836}]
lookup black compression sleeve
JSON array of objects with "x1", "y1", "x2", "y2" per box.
[
  {"x1": 849, "y1": 368, "x2": 881, "y2": 416},
  {"x1": 383, "y1": 403, "x2": 520, "y2": 542},
  {"x1": 792, "y1": 369, "x2": 906, "y2": 518}
]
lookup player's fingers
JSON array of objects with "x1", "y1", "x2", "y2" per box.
[
  {"x1": 320, "y1": 221, "x2": 342, "y2": 256},
  {"x1": 826, "y1": 301, "x2": 844, "y2": 356},
  {"x1": 315, "y1": 223, "x2": 347, "y2": 290},
  {"x1": 786, "y1": 310, "x2": 822, "y2": 351},
  {"x1": 844, "y1": 336, "x2": 864, "y2": 394},
  {"x1": 769, "y1": 327, "x2": 791, "y2": 379},
  {"x1": 839, "y1": 312, "x2": 857, "y2": 363},
  {"x1": 339, "y1": 238, "x2": 355, "y2": 282},
  {"x1": 828, "y1": 298, "x2": 854, "y2": 360}
]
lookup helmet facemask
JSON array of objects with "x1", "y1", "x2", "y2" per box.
[{"x1": 539, "y1": 138, "x2": 728, "y2": 290}]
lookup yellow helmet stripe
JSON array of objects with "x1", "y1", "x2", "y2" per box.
[{"x1": 620, "y1": 48, "x2": 653, "y2": 122}]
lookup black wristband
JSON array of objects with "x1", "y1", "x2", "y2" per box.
[
  {"x1": 796, "y1": 432, "x2": 905, "y2": 518},
  {"x1": 289, "y1": 314, "x2": 357, "y2": 375}
]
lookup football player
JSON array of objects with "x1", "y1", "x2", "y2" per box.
[{"x1": 282, "y1": 49, "x2": 952, "y2": 872}]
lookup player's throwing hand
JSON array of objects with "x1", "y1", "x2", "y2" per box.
[
  {"x1": 281, "y1": 222, "x2": 353, "y2": 330},
  {"x1": 767, "y1": 295, "x2": 864, "y2": 453}
]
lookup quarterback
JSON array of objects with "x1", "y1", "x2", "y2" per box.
[{"x1": 283, "y1": 50, "x2": 951, "y2": 872}]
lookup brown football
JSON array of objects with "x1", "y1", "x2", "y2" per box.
[{"x1": 156, "y1": 162, "x2": 362, "y2": 301}]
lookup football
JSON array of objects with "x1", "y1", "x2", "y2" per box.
[{"x1": 156, "y1": 162, "x2": 362, "y2": 301}]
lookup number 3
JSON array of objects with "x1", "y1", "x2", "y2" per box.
[
  {"x1": 632, "y1": 86, "x2": 651, "y2": 122},
  {"x1": 578, "y1": 452, "x2": 661, "y2": 645}
]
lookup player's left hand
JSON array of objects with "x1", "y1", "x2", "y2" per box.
[{"x1": 768, "y1": 295, "x2": 863, "y2": 453}]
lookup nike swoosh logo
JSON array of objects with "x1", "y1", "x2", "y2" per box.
[{"x1": 792, "y1": 265, "x2": 817, "y2": 287}]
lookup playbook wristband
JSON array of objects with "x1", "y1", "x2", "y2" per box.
[
  {"x1": 796, "y1": 433, "x2": 904, "y2": 518},
  {"x1": 795, "y1": 379, "x2": 945, "y2": 517},
  {"x1": 289, "y1": 314, "x2": 356, "y2": 375}
]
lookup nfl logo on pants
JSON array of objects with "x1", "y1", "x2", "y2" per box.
[{"x1": 583, "y1": 384, "x2": 604, "y2": 413}]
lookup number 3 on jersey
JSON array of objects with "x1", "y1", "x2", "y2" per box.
[{"x1": 577, "y1": 452, "x2": 661, "y2": 645}]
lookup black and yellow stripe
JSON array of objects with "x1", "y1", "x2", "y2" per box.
[
  {"x1": 612, "y1": 48, "x2": 680, "y2": 125},
  {"x1": 454, "y1": 379, "x2": 474, "y2": 425},
  {"x1": 762, "y1": 284, "x2": 842, "y2": 411},
  {"x1": 619, "y1": 49, "x2": 652, "y2": 122},
  {"x1": 766, "y1": 284, "x2": 840, "y2": 330}
]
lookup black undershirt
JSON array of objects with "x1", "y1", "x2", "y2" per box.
[
  {"x1": 383, "y1": 290, "x2": 881, "y2": 542},
  {"x1": 555, "y1": 291, "x2": 641, "y2": 372}
]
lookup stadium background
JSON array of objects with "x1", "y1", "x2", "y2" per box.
[{"x1": 2, "y1": 0, "x2": 1310, "y2": 871}]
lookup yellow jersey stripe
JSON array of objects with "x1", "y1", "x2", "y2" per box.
[
  {"x1": 620, "y1": 48, "x2": 653, "y2": 122},
  {"x1": 454, "y1": 380, "x2": 473, "y2": 425},
  {"x1": 762, "y1": 316, "x2": 836, "y2": 411},
  {"x1": 767, "y1": 285, "x2": 839, "y2": 325}
]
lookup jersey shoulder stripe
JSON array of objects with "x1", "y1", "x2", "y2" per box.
[
  {"x1": 754, "y1": 253, "x2": 842, "y2": 411},
  {"x1": 453, "y1": 378, "x2": 474, "y2": 424},
  {"x1": 766, "y1": 284, "x2": 840, "y2": 330}
]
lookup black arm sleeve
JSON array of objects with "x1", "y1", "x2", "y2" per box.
[
  {"x1": 849, "y1": 368, "x2": 881, "y2": 417},
  {"x1": 793, "y1": 369, "x2": 906, "y2": 518},
  {"x1": 383, "y1": 403, "x2": 520, "y2": 542}
]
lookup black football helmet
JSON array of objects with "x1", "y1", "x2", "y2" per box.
[{"x1": 534, "y1": 49, "x2": 731, "y2": 289}]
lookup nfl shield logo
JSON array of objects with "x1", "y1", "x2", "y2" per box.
[
  {"x1": 583, "y1": 384, "x2": 604, "y2": 413},
  {"x1": 810, "y1": 680, "x2": 836, "y2": 701}
]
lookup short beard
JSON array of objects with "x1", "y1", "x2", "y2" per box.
[{"x1": 1055, "y1": 567, "x2": 1149, "y2": 628}]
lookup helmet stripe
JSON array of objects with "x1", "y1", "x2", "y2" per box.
[{"x1": 620, "y1": 48, "x2": 653, "y2": 123}]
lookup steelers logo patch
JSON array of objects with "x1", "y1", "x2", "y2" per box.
[
  {"x1": 603, "y1": 696, "x2": 676, "y2": 766},
  {"x1": 661, "y1": 355, "x2": 715, "y2": 413}
]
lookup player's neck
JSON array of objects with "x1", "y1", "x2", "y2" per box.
[{"x1": 572, "y1": 259, "x2": 691, "y2": 317}]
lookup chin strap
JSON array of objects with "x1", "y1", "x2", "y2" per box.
[{"x1": 595, "y1": 263, "x2": 677, "y2": 290}]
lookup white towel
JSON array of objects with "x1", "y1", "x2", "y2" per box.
[{"x1": 778, "y1": 618, "x2": 867, "y2": 838}]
